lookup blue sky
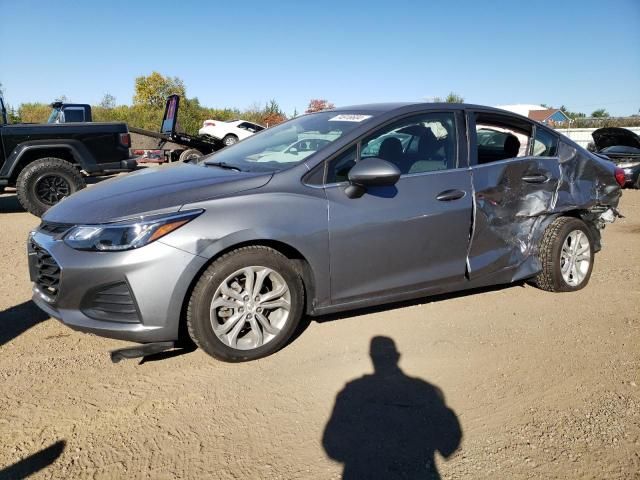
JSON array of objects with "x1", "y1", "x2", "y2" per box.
[{"x1": 1, "y1": 0, "x2": 639, "y2": 116}]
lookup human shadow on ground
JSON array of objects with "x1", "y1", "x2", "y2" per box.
[
  {"x1": 0, "y1": 441, "x2": 65, "y2": 480},
  {"x1": 322, "y1": 336, "x2": 462, "y2": 480},
  {"x1": 0, "y1": 301, "x2": 50, "y2": 348}
]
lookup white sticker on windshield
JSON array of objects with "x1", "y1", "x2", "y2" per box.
[{"x1": 328, "y1": 114, "x2": 372, "y2": 122}]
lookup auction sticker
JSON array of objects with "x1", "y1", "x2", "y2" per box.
[{"x1": 328, "y1": 114, "x2": 372, "y2": 122}]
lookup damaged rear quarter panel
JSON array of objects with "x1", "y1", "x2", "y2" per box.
[{"x1": 468, "y1": 140, "x2": 621, "y2": 283}]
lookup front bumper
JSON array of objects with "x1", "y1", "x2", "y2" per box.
[{"x1": 28, "y1": 230, "x2": 208, "y2": 343}]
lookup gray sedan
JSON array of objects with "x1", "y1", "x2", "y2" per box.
[{"x1": 28, "y1": 103, "x2": 623, "y2": 361}]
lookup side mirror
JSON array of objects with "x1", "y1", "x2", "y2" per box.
[{"x1": 345, "y1": 157, "x2": 400, "y2": 198}]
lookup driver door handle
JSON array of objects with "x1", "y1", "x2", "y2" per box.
[
  {"x1": 436, "y1": 189, "x2": 466, "y2": 201},
  {"x1": 522, "y1": 174, "x2": 548, "y2": 184}
]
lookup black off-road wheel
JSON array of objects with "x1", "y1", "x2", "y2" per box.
[
  {"x1": 222, "y1": 134, "x2": 238, "y2": 147},
  {"x1": 16, "y1": 158, "x2": 86, "y2": 217},
  {"x1": 532, "y1": 217, "x2": 594, "y2": 292},
  {"x1": 187, "y1": 246, "x2": 304, "y2": 362}
]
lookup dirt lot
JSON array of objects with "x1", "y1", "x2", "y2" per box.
[{"x1": 0, "y1": 189, "x2": 639, "y2": 479}]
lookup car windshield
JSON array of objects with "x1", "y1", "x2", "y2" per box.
[
  {"x1": 47, "y1": 108, "x2": 61, "y2": 123},
  {"x1": 202, "y1": 111, "x2": 375, "y2": 172}
]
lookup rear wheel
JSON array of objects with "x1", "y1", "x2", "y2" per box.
[
  {"x1": 222, "y1": 134, "x2": 238, "y2": 147},
  {"x1": 16, "y1": 158, "x2": 86, "y2": 217},
  {"x1": 533, "y1": 217, "x2": 594, "y2": 292},
  {"x1": 187, "y1": 246, "x2": 304, "y2": 362},
  {"x1": 178, "y1": 148, "x2": 203, "y2": 163}
]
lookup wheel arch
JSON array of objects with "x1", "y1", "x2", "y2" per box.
[
  {"x1": 177, "y1": 238, "x2": 318, "y2": 343},
  {"x1": 3, "y1": 141, "x2": 92, "y2": 182}
]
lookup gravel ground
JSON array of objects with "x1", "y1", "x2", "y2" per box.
[{"x1": 0, "y1": 189, "x2": 638, "y2": 479}]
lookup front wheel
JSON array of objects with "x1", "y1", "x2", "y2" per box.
[
  {"x1": 187, "y1": 246, "x2": 304, "y2": 362},
  {"x1": 533, "y1": 217, "x2": 594, "y2": 292}
]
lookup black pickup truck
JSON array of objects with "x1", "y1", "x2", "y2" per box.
[{"x1": 0, "y1": 96, "x2": 137, "y2": 216}]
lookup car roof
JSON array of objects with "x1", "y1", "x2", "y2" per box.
[{"x1": 333, "y1": 102, "x2": 533, "y2": 118}]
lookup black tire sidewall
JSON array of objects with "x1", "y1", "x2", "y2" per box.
[
  {"x1": 551, "y1": 219, "x2": 595, "y2": 292},
  {"x1": 179, "y1": 149, "x2": 203, "y2": 163},
  {"x1": 16, "y1": 158, "x2": 85, "y2": 217},
  {"x1": 189, "y1": 248, "x2": 304, "y2": 362}
]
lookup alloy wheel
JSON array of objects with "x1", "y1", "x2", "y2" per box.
[
  {"x1": 210, "y1": 266, "x2": 291, "y2": 350},
  {"x1": 560, "y1": 230, "x2": 591, "y2": 287}
]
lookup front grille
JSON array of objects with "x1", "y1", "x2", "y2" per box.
[
  {"x1": 39, "y1": 222, "x2": 74, "y2": 237},
  {"x1": 82, "y1": 282, "x2": 141, "y2": 323},
  {"x1": 32, "y1": 241, "x2": 61, "y2": 300}
]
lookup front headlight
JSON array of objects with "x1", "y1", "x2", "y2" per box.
[{"x1": 64, "y1": 210, "x2": 202, "y2": 251}]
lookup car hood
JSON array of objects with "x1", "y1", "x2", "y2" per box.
[
  {"x1": 592, "y1": 127, "x2": 640, "y2": 151},
  {"x1": 43, "y1": 163, "x2": 273, "y2": 224}
]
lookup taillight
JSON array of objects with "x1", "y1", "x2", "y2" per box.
[
  {"x1": 203, "y1": 120, "x2": 215, "y2": 127},
  {"x1": 614, "y1": 167, "x2": 625, "y2": 187},
  {"x1": 119, "y1": 133, "x2": 131, "y2": 148}
]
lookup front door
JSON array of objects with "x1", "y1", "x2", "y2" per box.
[{"x1": 326, "y1": 111, "x2": 472, "y2": 305}]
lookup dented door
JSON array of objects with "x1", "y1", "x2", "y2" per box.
[{"x1": 467, "y1": 156, "x2": 561, "y2": 279}]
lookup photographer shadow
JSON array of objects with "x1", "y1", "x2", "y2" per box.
[{"x1": 323, "y1": 336, "x2": 462, "y2": 479}]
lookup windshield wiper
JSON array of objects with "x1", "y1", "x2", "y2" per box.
[{"x1": 204, "y1": 161, "x2": 243, "y2": 172}]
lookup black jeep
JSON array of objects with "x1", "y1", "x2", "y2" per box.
[{"x1": 0, "y1": 96, "x2": 138, "y2": 216}]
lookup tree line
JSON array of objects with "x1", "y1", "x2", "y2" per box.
[
  {"x1": 2, "y1": 73, "x2": 336, "y2": 135},
  {"x1": 2, "y1": 77, "x2": 638, "y2": 131}
]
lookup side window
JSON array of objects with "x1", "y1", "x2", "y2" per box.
[
  {"x1": 360, "y1": 112, "x2": 458, "y2": 174},
  {"x1": 325, "y1": 113, "x2": 458, "y2": 183},
  {"x1": 533, "y1": 128, "x2": 558, "y2": 157},
  {"x1": 474, "y1": 118, "x2": 531, "y2": 164},
  {"x1": 62, "y1": 108, "x2": 85, "y2": 122},
  {"x1": 327, "y1": 146, "x2": 357, "y2": 183},
  {"x1": 251, "y1": 123, "x2": 265, "y2": 132}
]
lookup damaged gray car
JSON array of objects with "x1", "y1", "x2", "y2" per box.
[{"x1": 28, "y1": 103, "x2": 623, "y2": 362}]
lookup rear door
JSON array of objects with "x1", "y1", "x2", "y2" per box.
[
  {"x1": 325, "y1": 111, "x2": 473, "y2": 304},
  {"x1": 467, "y1": 111, "x2": 562, "y2": 279}
]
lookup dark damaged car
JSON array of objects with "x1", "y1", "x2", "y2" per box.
[
  {"x1": 589, "y1": 127, "x2": 640, "y2": 189},
  {"x1": 28, "y1": 103, "x2": 623, "y2": 362}
]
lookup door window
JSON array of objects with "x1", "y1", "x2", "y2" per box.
[
  {"x1": 532, "y1": 128, "x2": 558, "y2": 156},
  {"x1": 326, "y1": 112, "x2": 457, "y2": 183}
]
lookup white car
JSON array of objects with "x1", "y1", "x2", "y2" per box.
[{"x1": 198, "y1": 119, "x2": 265, "y2": 146}]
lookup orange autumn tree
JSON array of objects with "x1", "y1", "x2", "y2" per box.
[{"x1": 305, "y1": 99, "x2": 335, "y2": 113}]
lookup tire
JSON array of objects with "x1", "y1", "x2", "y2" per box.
[
  {"x1": 178, "y1": 148, "x2": 203, "y2": 163},
  {"x1": 222, "y1": 134, "x2": 238, "y2": 147},
  {"x1": 533, "y1": 217, "x2": 594, "y2": 292},
  {"x1": 187, "y1": 246, "x2": 304, "y2": 362},
  {"x1": 16, "y1": 158, "x2": 86, "y2": 217}
]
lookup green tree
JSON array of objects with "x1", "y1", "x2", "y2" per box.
[
  {"x1": 591, "y1": 108, "x2": 609, "y2": 118},
  {"x1": 18, "y1": 102, "x2": 51, "y2": 123},
  {"x1": 99, "y1": 93, "x2": 116, "y2": 109},
  {"x1": 558, "y1": 105, "x2": 585, "y2": 119},
  {"x1": 430, "y1": 92, "x2": 464, "y2": 103},
  {"x1": 133, "y1": 72, "x2": 186, "y2": 108}
]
